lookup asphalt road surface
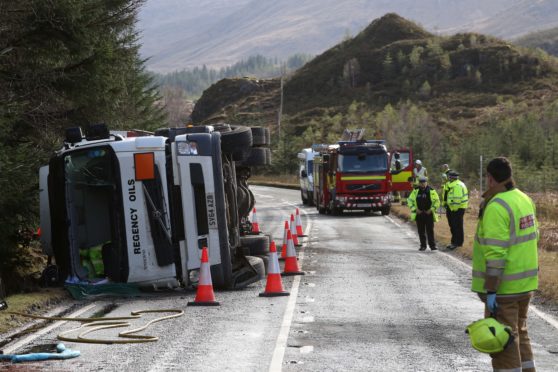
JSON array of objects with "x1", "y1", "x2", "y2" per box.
[{"x1": 2, "y1": 186, "x2": 558, "y2": 371}]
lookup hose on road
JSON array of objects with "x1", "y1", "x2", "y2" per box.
[{"x1": 6, "y1": 309, "x2": 184, "y2": 344}]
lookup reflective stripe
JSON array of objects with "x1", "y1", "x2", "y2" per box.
[
  {"x1": 486, "y1": 259, "x2": 506, "y2": 268},
  {"x1": 487, "y1": 267, "x2": 503, "y2": 276},
  {"x1": 493, "y1": 368, "x2": 521, "y2": 372},
  {"x1": 472, "y1": 269, "x2": 538, "y2": 282},
  {"x1": 502, "y1": 269, "x2": 538, "y2": 281},
  {"x1": 340, "y1": 176, "x2": 385, "y2": 180},
  {"x1": 492, "y1": 198, "x2": 516, "y2": 237},
  {"x1": 522, "y1": 360, "x2": 535, "y2": 369}
]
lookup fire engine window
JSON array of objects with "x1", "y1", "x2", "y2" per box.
[
  {"x1": 307, "y1": 160, "x2": 314, "y2": 174},
  {"x1": 338, "y1": 153, "x2": 387, "y2": 173},
  {"x1": 391, "y1": 152, "x2": 410, "y2": 169}
]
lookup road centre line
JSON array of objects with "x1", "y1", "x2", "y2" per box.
[
  {"x1": 269, "y1": 207, "x2": 312, "y2": 372},
  {"x1": 3, "y1": 303, "x2": 97, "y2": 354},
  {"x1": 384, "y1": 214, "x2": 558, "y2": 332}
]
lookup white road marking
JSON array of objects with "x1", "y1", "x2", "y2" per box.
[
  {"x1": 384, "y1": 215, "x2": 401, "y2": 227},
  {"x1": 385, "y1": 213, "x2": 558, "y2": 332},
  {"x1": 300, "y1": 345, "x2": 314, "y2": 354},
  {"x1": 269, "y1": 208, "x2": 312, "y2": 372},
  {"x1": 3, "y1": 303, "x2": 97, "y2": 354}
]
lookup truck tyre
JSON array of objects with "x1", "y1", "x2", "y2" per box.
[
  {"x1": 240, "y1": 235, "x2": 270, "y2": 255},
  {"x1": 318, "y1": 206, "x2": 326, "y2": 214},
  {"x1": 251, "y1": 127, "x2": 269, "y2": 146},
  {"x1": 220, "y1": 125, "x2": 252, "y2": 161},
  {"x1": 246, "y1": 256, "x2": 266, "y2": 281},
  {"x1": 264, "y1": 148, "x2": 272, "y2": 165},
  {"x1": 381, "y1": 206, "x2": 391, "y2": 216},
  {"x1": 238, "y1": 147, "x2": 267, "y2": 167}
]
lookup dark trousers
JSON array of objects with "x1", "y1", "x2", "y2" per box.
[
  {"x1": 447, "y1": 208, "x2": 465, "y2": 246},
  {"x1": 416, "y1": 212, "x2": 436, "y2": 249}
]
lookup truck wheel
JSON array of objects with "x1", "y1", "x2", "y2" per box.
[
  {"x1": 238, "y1": 147, "x2": 267, "y2": 167},
  {"x1": 381, "y1": 206, "x2": 391, "y2": 216},
  {"x1": 246, "y1": 256, "x2": 266, "y2": 281},
  {"x1": 240, "y1": 235, "x2": 270, "y2": 255},
  {"x1": 264, "y1": 148, "x2": 272, "y2": 165},
  {"x1": 220, "y1": 125, "x2": 253, "y2": 161},
  {"x1": 251, "y1": 127, "x2": 269, "y2": 146},
  {"x1": 318, "y1": 207, "x2": 326, "y2": 214}
]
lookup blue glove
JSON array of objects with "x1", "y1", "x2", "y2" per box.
[{"x1": 486, "y1": 293, "x2": 498, "y2": 314}]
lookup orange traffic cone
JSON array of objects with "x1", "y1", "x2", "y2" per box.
[
  {"x1": 188, "y1": 247, "x2": 219, "y2": 306},
  {"x1": 259, "y1": 241, "x2": 290, "y2": 297},
  {"x1": 290, "y1": 214, "x2": 300, "y2": 246},
  {"x1": 282, "y1": 230, "x2": 304, "y2": 276},
  {"x1": 251, "y1": 208, "x2": 260, "y2": 234},
  {"x1": 295, "y1": 208, "x2": 305, "y2": 237},
  {"x1": 280, "y1": 220, "x2": 289, "y2": 261}
]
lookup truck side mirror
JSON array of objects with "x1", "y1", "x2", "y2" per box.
[{"x1": 300, "y1": 170, "x2": 307, "y2": 178}]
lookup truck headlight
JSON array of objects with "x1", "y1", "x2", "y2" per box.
[{"x1": 177, "y1": 141, "x2": 198, "y2": 155}]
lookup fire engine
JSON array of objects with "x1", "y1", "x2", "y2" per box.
[
  {"x1": 39, "y1": 123, "x2": 272, "y2": 290},
  {"x1": 311, "y1": 130, "x2": 413, "y2": 215}
]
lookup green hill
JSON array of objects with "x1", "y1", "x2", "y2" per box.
[{"x1": 192, "y1": 14, "x2": 558, "y2": 188}]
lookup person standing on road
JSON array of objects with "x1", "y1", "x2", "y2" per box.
[
  {"x1": 446, "y1": 171, "x2": 468, "y2": 250},
  {"x1": 440, "y1": 163, "x2": 452, "y2": 216},
  {"x1": 413, "y1": 160, "x2": 428, "y2": 188},
  {"x1": 408, "y1": 176, "x2": 440, "y2": 251},
  {"x1": 472, "y1": 157, "x2": 538, "y2": 372}
]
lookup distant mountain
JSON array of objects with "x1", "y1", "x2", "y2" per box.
[
  {"x1": 449, "y1": 0, "x2": 558, "y2": 40},
  {"x1": 192, "y1": 14, "x2": 558, "y2": 131},
  {"x1": 139, "y1": 0, "x2": 533, "y2": 72},
  {"x1": 515, "y1": 27, "x2": 558, "y2": 57}
]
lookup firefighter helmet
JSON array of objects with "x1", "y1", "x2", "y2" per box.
[{"x1": 466, "y1": 317, "x2": 514, "y2": 354}]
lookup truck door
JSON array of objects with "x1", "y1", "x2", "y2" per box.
[{"x1": 389, "y1": 149, "x2": 413, "y2": 193}]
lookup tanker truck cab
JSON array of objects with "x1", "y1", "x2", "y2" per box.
[
  {"x1": 40, "y1": 124, "x2": 259, "y2": 290},
  {"x1": 297, "y1": 148, "x2": 318, "y2": 205}
]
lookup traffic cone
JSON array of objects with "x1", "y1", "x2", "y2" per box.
[
  {"x1": 188, "y1": 247, "x2": 219, "y2": 306},
  {"x1": 259, "y1": 241, "x2": 290, "y2": 297},
  {"x1": 251, "y1": 208, "x2": 260, "y2": 234},
  {"x1": 280, "y1": 220, "x2": 289, "y2": 261},
  {"x1": 282, "y1": 230, "x2": 304, "y2": 276},
  {"x1": 290, "y1": 214, "x2": 300, "y2": 246},
  {"x1": 295, "y1": 208, "x2": 305, "y2": 237}
]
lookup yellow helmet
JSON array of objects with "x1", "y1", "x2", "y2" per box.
[{"x1": 466, "y1": 317, "x2": 514, "y2": 354}]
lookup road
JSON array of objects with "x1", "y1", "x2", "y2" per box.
[{"x1": 2, "y1": 186, "x2": 558, "y2": 371}]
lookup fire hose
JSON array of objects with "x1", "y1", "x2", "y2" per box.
[{"x1": 4, "y1": 309, "x2": 184, "y2": 344}]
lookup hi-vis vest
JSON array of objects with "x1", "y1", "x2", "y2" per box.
[
  {"x1": 446, "y1": 179, "x2": 468, "y2": 211},
  {"x1": 408, "y1": 187, "x2": 440, "y2": 222},
  {"x1": 472, "y1": 189, "x2": 539, "y2": 295}
]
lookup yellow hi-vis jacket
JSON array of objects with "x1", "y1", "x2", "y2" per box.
[
  {"x1": 408, "y1": 187, "x2": 440, "y2": 222},
  {"x1": 472, "y1": 189, "x2": 538, "y2": 295},
  {"x1": 446, "y1": 179, "x2": 468, "y2": 211}
]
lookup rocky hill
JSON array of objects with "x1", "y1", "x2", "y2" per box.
[{"x1": 192, "y1": 14, "x2": 558, "y2": 135}]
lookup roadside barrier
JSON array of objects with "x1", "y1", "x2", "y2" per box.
[
  {"x1": 295, "y1": 208, "x2": 305, "y2": 237},
  {"x1": 282, "y1": 230, "x2": 304, "y2": 276},
  {"x1": 188, "y1": 247, "x2": 219, "y2": 306},
  {"x1": 251, "y1": 208, "x2": 260, "y2": 234},
  {"x1": 259, "y1": 241, "x2": 290, "y2": 297},
  {"x1": 290, "y1": 214, "x2": 300, "y2": 246}
]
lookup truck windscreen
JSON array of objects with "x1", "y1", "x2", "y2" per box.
[{"x1": 338, "y1": 153, "x2": 387, "y2": 173}]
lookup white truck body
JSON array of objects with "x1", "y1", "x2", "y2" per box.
[{"x1": 297, "y1": 148, "x2": 318, "y2": 205}]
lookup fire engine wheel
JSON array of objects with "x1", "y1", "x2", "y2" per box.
[
  {"x1": 381, "y1": 206, "x2": 391, "y2": 216},
  {"x1": 251, "y1": 127, "x2": 270, "y2": 146},
  {"x1": 220, "y1": 125, "x2": 253, "y2": 161},
  {"x1": 318, "y1": 206, "x2": 326, "y2": 214},
  {"x1": 301, "y1": 190, "x2": 308, "y2": 205},
  {"x1": 240, "y1": 234, "x2": 270, "y2": 256}
]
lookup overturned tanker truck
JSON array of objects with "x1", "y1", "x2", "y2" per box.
[{"x1": 39, "y1": 123, "x2": 272, "y2": 290}]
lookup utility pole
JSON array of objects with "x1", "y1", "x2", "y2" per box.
[{"x1": 278, "y1": 75, "x2": 283, "y2": 139}]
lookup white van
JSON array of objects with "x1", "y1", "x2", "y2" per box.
[{"x1": 297, "y1": 148, "x2": 318, "y2": 205}]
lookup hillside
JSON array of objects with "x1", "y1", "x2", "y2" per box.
[
  {"x1": 192, "y1": 14, "x2": 558, "y2": 131},
  {"x1": 139, "y1": 0, "x2": 534, "y2": 72},
  {"x1": 515, "y1": 27, "x2": 558, "y2": 57}
]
